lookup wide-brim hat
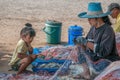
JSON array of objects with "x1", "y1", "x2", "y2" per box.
[{"x1": 78, "y1": 2, "x2": 111, "y2": 18}]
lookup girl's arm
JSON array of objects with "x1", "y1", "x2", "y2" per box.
[
  {"x1": 28, "y1": 45, "x2": 33, "y2": 54},
  {"x1": 17, "y1": 53, "x2": 28, "y2": 59},
  {"x1": 27, "y1": 44, "x2": 33, "y2": 54}
]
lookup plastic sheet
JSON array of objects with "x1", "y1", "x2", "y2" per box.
[
  {"x1": 32, "y1": 58, "x2": 71, "y2": 73},
  {"x1": 94, "y1": 61, "x2": 120, "y2": 80}
]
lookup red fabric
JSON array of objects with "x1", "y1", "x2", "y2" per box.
[{"x1": 100, "y1": 69, "x2": 120, "y2": 80}]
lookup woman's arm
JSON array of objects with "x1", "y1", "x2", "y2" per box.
[{"x1": 95, "y1": 27, "x2": 115, "y2": 58}]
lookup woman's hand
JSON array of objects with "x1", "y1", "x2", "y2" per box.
[
  {"x1": 86, "y1": 41, "x2": 94, "y2": 51},
  {"x1": 74, "y1": 36, "x2": 87, "y2": 46}
]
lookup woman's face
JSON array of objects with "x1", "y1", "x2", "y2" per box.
[
  {"x1": 110, "y1": 8, "x2": 118, "y2": 19},
  {"x1": 88, "y1": 18, "x2": 97, "y2": 27}
]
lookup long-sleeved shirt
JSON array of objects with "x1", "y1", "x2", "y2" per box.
[{"x1": 86, "y1": 23, "x2": 119, "y2": 61}]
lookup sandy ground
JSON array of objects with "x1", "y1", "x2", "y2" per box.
[{"x1": 0, "y1": 0, "x2": 120, "y2": 74}]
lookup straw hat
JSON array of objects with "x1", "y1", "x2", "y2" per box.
[{"x1": 78, "y1": 2, "x2": 111, "y2": 18}]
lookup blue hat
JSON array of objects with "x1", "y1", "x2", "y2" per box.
[{"x1": 78, "y1": 2, "x2": 111, "y2": 18}]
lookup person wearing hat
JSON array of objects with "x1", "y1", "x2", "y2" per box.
[
  {"x1": 108, "y1": 3, "x2": 120, "y2": 32},
  {"x1": 74, "y1": 2, "x2": 120, "y2": 74}
]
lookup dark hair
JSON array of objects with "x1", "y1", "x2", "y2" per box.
[
  {"x1": 20, "y1": 27, "x2": 36, "y2": 37},
  {"x1": 25, "y1": 23, "x2": 32, "y2": 27},
  {"x1": 114, "y1": 7, "x2": 120, "y2": 10},
  {"x1": 20, "y1": 23, "x2": 36, "y2": 37},
  {"x1": 102, "y1": 16, "x2": 112, "y2": 25}
]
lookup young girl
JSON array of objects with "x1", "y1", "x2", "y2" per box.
[{"x1": 9, "y1": 23, "x2": 37, "y2": 75}]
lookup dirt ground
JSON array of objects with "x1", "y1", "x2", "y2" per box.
[{"x1": 0, "y1": 0, "x2": 120, "y2": 73}]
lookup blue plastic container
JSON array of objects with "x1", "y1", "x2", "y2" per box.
[
  {"x1": 68, "y1": 25, "x2": 83, "y2": 45},
  {"x1": 33, "y1": 48, "x2": 40, "y2": 55},
  {"x1": 32, "y1": 58, "x2": 71, "y2": 73}
]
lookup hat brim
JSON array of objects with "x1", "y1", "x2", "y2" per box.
[{"x1": 78, "y1": 12, "x2": 111, "y2": 18}]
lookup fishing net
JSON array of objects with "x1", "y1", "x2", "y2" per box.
[{"x1": 0, "y1": 45, "x2": 112, "y2": 80}]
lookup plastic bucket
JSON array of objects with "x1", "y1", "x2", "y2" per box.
[
  {"x1": 68, "y1": 25, "x2": 83, "y2": 45},
  {"x1": 43, "y1": 20, "x2": 62, "y2": 44}
]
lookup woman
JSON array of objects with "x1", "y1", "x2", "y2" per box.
[
  {"x1": 77, "y1": 2, "x2": 120, "y2": 61},
  {"x1": 75, "y1": 2, "x2": 120, "y2": 76}
]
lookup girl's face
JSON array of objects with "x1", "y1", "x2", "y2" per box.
[
  {"x1": 23, "y1": 34, "x2": 34, "y2": 44},
  {"x1": 88, "y1": 18, "x2": 97, "y2": 27}
]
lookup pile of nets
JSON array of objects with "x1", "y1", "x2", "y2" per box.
[
  {"x1": 32, "y1": 45, "x2": 110, "y2": 80},
  {"x1": 0, "y1": 72, "x2": 53, "y2": 80},
  {"x1": 1, "y1": 44, "x2": 118, "y2": 80}
]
